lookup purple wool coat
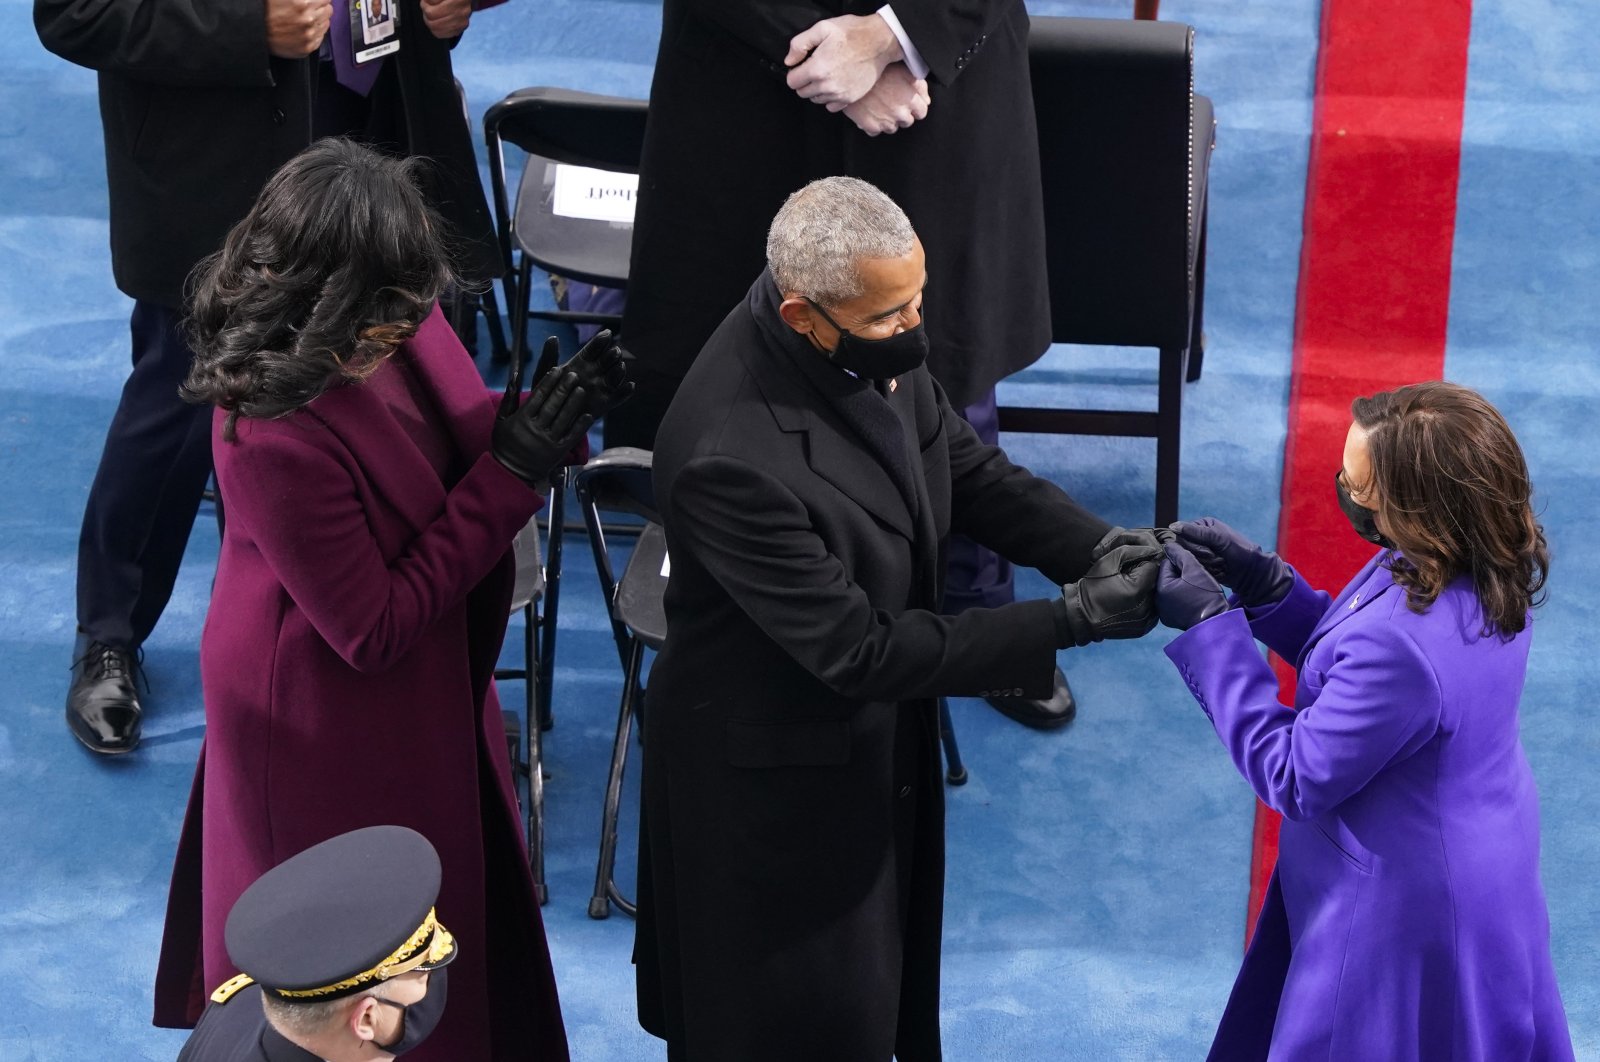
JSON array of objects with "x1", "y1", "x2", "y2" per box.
[
  {"x1": 1166, "y1": 552, "x2": 1572, "y2": 1061},
  {"x1": 152, "y1": 306, "x2": 570, "y2": 1061}
]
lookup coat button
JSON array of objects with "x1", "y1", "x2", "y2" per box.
[
  {"x1": 899, "y1": 786, "x2": 911, "y2": 798},
  {"x1": 271, "y1": 107, "x2": 286, "y2": 125}
]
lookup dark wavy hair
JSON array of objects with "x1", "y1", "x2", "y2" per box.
[
  {"x1": 1351, "y1": 381, "x2": 1548, "y2": 637},
  {"x1": 182, "y1": 138, "x2": 458, "y2": 440}
]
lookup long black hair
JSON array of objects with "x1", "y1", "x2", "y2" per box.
[{"x1": 183, "y1": 138, "x2": 459, "y2": 440}]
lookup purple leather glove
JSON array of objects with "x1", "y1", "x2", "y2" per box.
[
  {"x1": 1157, "y1": 543, "x2": 1229, "y2": 631},
  {"x1": 1169, "y1": 517, "x2": 1293, "y2": 608}
]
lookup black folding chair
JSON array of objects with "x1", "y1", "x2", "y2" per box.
[
  {"x1": 572, "y1": 449, "x2": 662, "y2": 918},
  {"x1": 483, "y1": 87, "x2": 648, "y2": 375},
  {"x1": 1003, "y1": 16, "x2": 1217, "y2": 525},
  {"x1": 494, "y1": 468, "x2": 568, "y2": 905}
]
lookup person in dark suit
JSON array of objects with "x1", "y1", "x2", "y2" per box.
[
  {"x1": 177, "y1": 825, "x2": 456, "y2": 1062},
  {"x1": 635, "y1": 177, "x2": 1162, "y2": 1061},
  {"x1": 33, "y1": 0, "x2": 503, "y2": 753},
  {"x1": 610, "y1": 0, "x2": 1074, "y2": 728}
]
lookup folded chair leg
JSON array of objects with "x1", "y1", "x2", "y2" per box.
[
  {"x1": 1154, "y1": 346, "x2": 1185, "y2": 526},
  {"x1": 525, "y1": 610, "x2": 547, "y2": 905},
  {"x1": 939, "y1": 698, "x2": 967, "y2": 785},
  {"x1": 590, "y1": 639, "x2": 644, "y2": 919},
  {"x1": 482, "y1": 282, "x2": 510, "y2": 364},
  {"x1": 510, "y1": 257, "x2": 534, "y2": 376}
]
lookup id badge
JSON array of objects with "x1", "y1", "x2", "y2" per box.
[{"x1": 351, "y1": 0, "x2": 402, "y2": 64}]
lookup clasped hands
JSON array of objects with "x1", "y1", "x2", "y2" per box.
[
  {"x1": 1064, "y1": 518, "x2": 1296, "y2": 643},
  {"x1": 491, "y1": 330, "x2": 634, "y2": 489},
  {"x1": 265, "y1": 0, "x2": 471, "y2": 59},
  {"x1": 783, "y1": 13, "x2": 930, "y2": 137}
]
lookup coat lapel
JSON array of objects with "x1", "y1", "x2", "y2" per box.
[
  {"x1": 1301, "y1": 551, "x2": 1399, "y2": 659},
  {"x1": 745, "y1": 277, "x2": 918, "y2": 542},
  {"x1": 402, "y1": 303, "x2": 495, "y2": 461},
  {"x1": 300, "y1": 305, "x2": 485, "y2": 541}
]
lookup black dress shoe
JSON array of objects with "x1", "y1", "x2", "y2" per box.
[
  {"x1": 66, "y1": 636, "x2": 144, "y2": 754},
  {"x1": 984, "y1": 666, "x2": 1076, "y2": 730}
]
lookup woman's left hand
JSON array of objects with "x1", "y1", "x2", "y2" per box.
[{"x1": 1157, "y1": 543, "x2": 1229, "y2": 630}]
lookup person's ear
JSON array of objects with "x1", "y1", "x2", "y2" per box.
[
  {"x1": 777, "y1": 296, "x2": 818, "y2": 337},
  {"x1": 349, "y1": 996, "x2": 383, "y2": 1044}
]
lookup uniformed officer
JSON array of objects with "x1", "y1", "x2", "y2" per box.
[{"x1": 177, "y1": 825, "x2": 455, "y2": 1062}]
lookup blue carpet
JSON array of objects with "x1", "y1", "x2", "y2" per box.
[
  {"x1": 0, "y1": 0, "x2": 1592, "y2": 1058},
  {"x1": 1444, "y1": 0, "x2": 1600, "y2": 1052}
]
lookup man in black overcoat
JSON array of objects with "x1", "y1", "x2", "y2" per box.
[
  {"x1": 611, "y1": 0, "x2": 1071, "y2": 727},
  {"x1": 635, "y1": 177, "x2": 1162, "y2": 1061},
  {"x1": 34, "y1": 0, "x2": 501, "y2": 753}
]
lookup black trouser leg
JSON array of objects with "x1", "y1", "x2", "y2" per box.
[
  {"x1": 75, "y1": 301, "x2": 214, "y2": 649},
  {"x1": 940, "y1": 387, "x2": 1015, "y2": 613}
]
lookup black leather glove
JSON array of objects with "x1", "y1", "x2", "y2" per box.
[
  {"x1": 1170, "y1": 517, "x2": 1293, "y2": 608},
  {"x1": 1157, "y1": 543, "x2": 1230, "y2": 630},
  {"x1": 492, "y1": 361, "x2": 593, "y2": 488},
  {"x1": 532, "y1": 330, "x2": 635, "y2": 421},
  {"x1": 1091, "y1": 525, "x2": 1177, "y2": 560},
  {"x1": 1054, "y1": 543, "x2": 1163, "y2": 647}
]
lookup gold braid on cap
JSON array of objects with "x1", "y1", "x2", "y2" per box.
[{"x1": 268, "y1": 908, "x2": 455, "y2": 1000}]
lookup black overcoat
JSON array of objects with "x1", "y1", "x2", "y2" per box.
[
  {"x1": 176, "y1": 984, "x2": 319, "y2": 1062},
  {"x1": 634, "y1": 275, "x2": 1109, "y2": 1060},
  {"x1": 623, "y1": 0, "x2": 1050, "y2": 412},
  {"x1": 33, "y1": 0, "x2": 500, "y2": 309}
]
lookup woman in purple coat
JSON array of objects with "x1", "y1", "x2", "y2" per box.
[
  {"x1": 151, "y1": 140, "x2": 627, "y2": 1060},
  {"x1": 1155, "y1": 381, "x2": 1572, "y2": 1060}
]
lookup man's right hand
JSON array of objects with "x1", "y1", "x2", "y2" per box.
[
  {"x1": 267, "y1": 0, "x2": 333, "y2": 59},
  {"x1": 842, "y1": 63, "x2": 929, "y2": 137},
  {"x1": 1056, "y1": 543, "x2": 1163, "y2": 647}
]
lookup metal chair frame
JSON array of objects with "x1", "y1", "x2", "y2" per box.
[
  {"x1": 494, "y1": 467, "x2": 568, "y2": 905},
  {"x1": 483, "y1": 87, "x2": 648, "y2": 376}
]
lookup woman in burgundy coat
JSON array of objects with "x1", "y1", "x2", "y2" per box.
[
  {"x1": 151, "y1": 140, "x2": 627, "y2": 1060},
  {"x1": 1156, "y1": 381, "x2": 1571, "y2": 1060}
]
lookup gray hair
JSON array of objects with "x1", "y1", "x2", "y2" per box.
[
  {"x1": 260, "y1": 982, "x2": 392, "y2": 1041},
  {"x1": 766, "y1": 177, "x2": 916, "y2": 306}
]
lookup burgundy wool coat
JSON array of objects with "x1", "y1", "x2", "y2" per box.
[{"x1": 153, "y1": 306, "x2": 569, "y2": 1061}]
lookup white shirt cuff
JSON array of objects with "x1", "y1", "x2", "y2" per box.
[{"x1": 877, "y1": 5, "x2": 929, "y2": 81}]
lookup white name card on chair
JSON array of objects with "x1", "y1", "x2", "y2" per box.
[{"x1": 551, "y1": 165, "x2": 639, "y2": 223}]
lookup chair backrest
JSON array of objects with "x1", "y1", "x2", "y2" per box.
[
  {"x1": 483, "y1": 88, "x2": 650, "y2": 283},
  {"x1": 1029, "y1": 16, "x2": 1201, "y2": 349},
  {"x1": 484, "y1": 87, "x2": 650, "y2": 172},
  {"x1": 572, "y1": 447, "x2": 658, "y2": 524}
]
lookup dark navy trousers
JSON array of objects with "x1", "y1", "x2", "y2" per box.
[
  {"x1": 76, "y1": 301, "x2": 215, "y2": 649},
  {"x1": 942, "y1": 387, "x2": 1015, "y2": 613}
]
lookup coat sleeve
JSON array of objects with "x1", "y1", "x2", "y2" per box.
[
  {"x1": 682, "y1": 0, "x2": 833, "y2": 66},
  {"x1": 890, "y1": 0, "x2": 1011, "y2": 86},
  {"x1": 1164, "y1": 609, "x2": 1443, "y2": 821},
  {"x1": 1241, "y1": 572, "x2": 1329, "y2": 665},
  {"x1": 942, "y1": 399, "x2": 1113, "y2": 586},
  {"x1": 221, "y1": 429, "x2": 542, "y2": 674},
  {"x1": 667, "y1": 452, "x2": 1062, "y2": 701},
  {"x1": 33, "y1": 0, "x2": 273, "y2": 86}
]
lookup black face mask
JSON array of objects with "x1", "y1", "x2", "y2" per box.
[
  {"x1": 1335, "y1": 471, "x2": 1394, "y2": 550},
  {"x1": 805, "y1": 298, "x2": 929, "y2": 380},
  {"x1": 374, "y1": 967, "x2": 448, "y2": 1055}
]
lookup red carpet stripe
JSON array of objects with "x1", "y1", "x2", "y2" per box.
[{"x1": 1248, "y1": 0, "x2": 1473, "y2": 943}]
